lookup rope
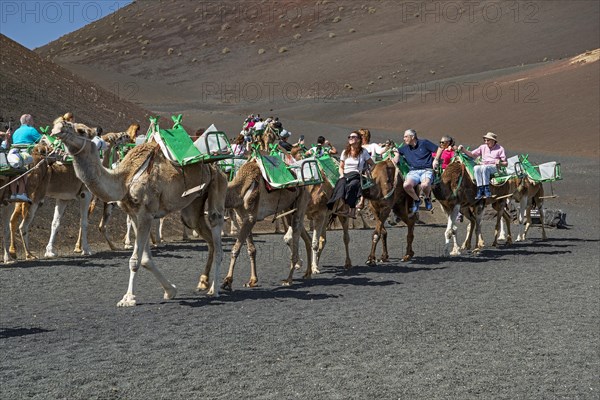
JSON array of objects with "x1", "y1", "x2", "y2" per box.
[{"x1": 0, "y1": 148, "x2": 56, "y2": 190}]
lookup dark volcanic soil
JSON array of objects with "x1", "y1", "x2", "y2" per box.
[{"x1": 1, "y1": 158, "x2": 598, "y2": 400}]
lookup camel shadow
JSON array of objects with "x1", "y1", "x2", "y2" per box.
[
  {"x1": 175, "y1": 286, "x2": 338, "y2": 307},
  {"x1": 0, "y1": 326, "x2": 53, "y2": 339}
]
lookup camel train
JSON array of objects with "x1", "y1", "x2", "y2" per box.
[{"x1": 0, "y1": 115, "x2": 561, "y2": 307}]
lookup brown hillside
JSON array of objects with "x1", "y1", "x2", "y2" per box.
[
  {"x1": 0, "y1": 34, "x2": 150, "y2": 131},
  {"x1": 37, "y1": 0, "x2": 599, "y2": 101}
]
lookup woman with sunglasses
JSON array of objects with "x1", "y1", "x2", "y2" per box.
[
  {"x1": 457, "y1": 132, "x2": 507, "y2": 199},
  {"x1": 434, "y1": 135, "x2": 456, "y2": 170},
  {"x1": 327, "y1": 131, "x2": 375, "y2": 219}
]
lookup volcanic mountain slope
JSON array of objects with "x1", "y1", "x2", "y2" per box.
[
  {"x1": 0, "y1": 35, "x2": 150, "y2": 130},
  {"x1": 37, "y1": 0, "x2": 599, "y2": 103}
]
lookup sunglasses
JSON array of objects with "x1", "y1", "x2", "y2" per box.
[
  {"x1": 440, "y1": 141, "x2": 449, "y2": 144},
  {"x1": 348, "y1": 135, "x2": 359, "y2": 139}
]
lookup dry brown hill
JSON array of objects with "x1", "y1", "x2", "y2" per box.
[
  {"x1": 31, "y1": 0, "x2": 599, "y2": 159},
  {"x1": 0, "y1": 34, "x2": 150, "y2": 131},
  {"x1": 38, "y1": 0, "x2": 599, "y2": 102}
]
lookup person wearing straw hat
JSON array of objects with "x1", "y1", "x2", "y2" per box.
[{"x1": 457, "y1": 132, "x2": 507, "y2": 199}]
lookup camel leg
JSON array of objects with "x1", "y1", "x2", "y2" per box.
[
  {"x1": 403, "y1": 218, "x2": 416, "y2": 262},
  {"x1": 444, "y1": 204, "x2": 461, "y2": 256},
  {"x1": 245, "y1": 233, "x2": 259, "y2": 287},
  {"x1": 283, "y1": 210, "x2": 306, "y2": 285},
  {"x1": 99, "y1": 202, "x2": 120, "y2": 251},
  {"x1": 369, "y1": 203, "x2": 393, "y2": 264},
  {"x1": 473, "y1": 203, "x2": 485, "y2": 252},
  {"x1": 73, "y1": 191, "x2": 92, "y2": 255},
  {"x1": 45, "y1": 200, "x2": 68, "y2": 258},
  {"x1": 9, "y1": 203, "x2": 23, "y2": 260},
  {"x1": 124, "y1": 215, "x2": 133, "y2": 249},
  {"x1": 194, "y1": 194, "x2": 224, "y2": 297},
  {"x1": 515, "y1": 196, "x2": 529, "y2": 242},
  {"x1": 492, "y1": 201, "x2": 504, "y2": 247},
  {"x1": 537, "y1": 202, "x2": 547, "y2": 240},
  {"x1": 2, "y1": 204, "x2": 16, "y2": 264},
  {"x1": 307, "y1": 221, "x2": 322, "y2": 274},
  {"x1": 222, "y1": 217, "x2": 255, "y2": 291},
  {"x1": 117, "y1": 214, "x2": 176, "y2": 307},
  {"x1": 206, "y1": 204, "x2": 224, "y2": 296},
  {"x1": 340, "y1": 216, "x2": 352, "y2": 268},
  {"x1": 19, "y1": 201, "x2": 41, "y2": 260}
]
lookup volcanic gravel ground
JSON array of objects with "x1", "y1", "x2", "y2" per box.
[
  {"x1": 1, "y1": 158, "x2": 598, "y2": 399},
  {"x1": 0, "y1": 225, "x2": 597, "y2": 399}
]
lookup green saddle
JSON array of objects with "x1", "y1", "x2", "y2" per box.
[
  {"x1": 518, "y1": 154, "x2": 562, "y2": 182},
  {"x1": 254, "y1": 150, "x2": 322, "y2": 189},
  {"x1": 147, "y1": 115, "x2": 234, "y2": 165},
  {"x1": 315, "y1": 154, "x2": 340, "y2": 186}
]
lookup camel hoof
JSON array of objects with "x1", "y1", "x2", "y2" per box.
[
  {"x1": 244, "y1": 279, "x2": 258, "y2": 288},
  {"x1": 294, "y1": 259, "x2": 303, "y2": 270},
  {"x1": 25, "y1": 254, "x2": 38, "y2": 261},
  {"x1": 344, "y1": 261, "x2": 352, "y2": 269},
  {"x1": 220, "y1": 279, "x2": 233, "y2": 292},
  {"x1": 117, "y1": 294, "x2": 136, "y2": 307},
  {"x1": 206, "y1": 283, "x2": 219, "y2": 297},
  {"x1": 44, "y1": 251, "x2": 58, "y2": 258},
  {"x1": 197, "y1": 275, "x2": 210, "y2": 291},
  {"x1": 3, "y1": 258, "x2": 17, "y2": 265},
  {"x1": 80, "y1": 250, "x2": 92, "y2": 256},
  {"x1": 281, "y1": 279, "x2": 292, "y2": 286},
  {"x1": 163, "y1": 285, "x2": 177, "y2": 300},
  {"x1": 124, "y1": 244, "x2": 133, "y2": 250},
  {"x1": 401, "y1": 254, "x2": 413, "y2": 262},
  {"x1": 311, "y1": 265, "x2": 321, "y2": 274},
  {"x1": 365, "y1": 259, "x2": 376, "y2": 266},
  {"x1": 302, "y1": 272, "x2": 312, "y2": 280}
]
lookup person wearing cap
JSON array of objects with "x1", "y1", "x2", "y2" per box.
[
  {"x1": 278, "y1": 129, "x2": 294, "y2": 152},
  {"x1": 457, "y1": 132, "x2": 507, "y2": 199},
  {"x1": 305, "y1": 135, "x2": 337, "y2": 157},
  {"x1": 392, "y1": 129, "x2": 442, "y2": 213}
]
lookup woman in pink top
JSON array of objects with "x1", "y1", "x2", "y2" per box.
[
  {"x1": 433, "y1": 135, "x2": 456, "y2": 170},
  {"x1": 457, "y1": 132, "x2": 507, "y2": 199}
]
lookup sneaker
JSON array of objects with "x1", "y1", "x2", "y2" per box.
[
  {"x1": 474, "y1": 186, "x2": 484, "y2": 200},
  {"x1": 483, "y1": 185, "x2": 492, "y2": 198},
  {"x1": 9, "y1": 193, "x2": 32, "y2": 204},
  {"x1": 424, "y1": 197, "x2": 433, "y2": 211},
  {"x1": 410, "y1": 199, "x2": 421, "y2": 214}
]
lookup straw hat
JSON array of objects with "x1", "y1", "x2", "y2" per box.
[{"x1": 482, "y1": 132, "x2": 498, "y2": 142}]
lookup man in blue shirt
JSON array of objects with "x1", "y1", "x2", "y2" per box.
[
  {"x1": 393, "y1": 129, "x2": 442, "y2": 213},
  {"x1": 12, "y1": 114, "x2": 41, "y2": 145},
  {"x1": 7, "y1": 114, "x2": 40, "y2": 203}
]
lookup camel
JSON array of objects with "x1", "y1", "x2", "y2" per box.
[
  {"x1": 255, "y1": 122, "x2": 279, "y2": 152},
  {"x1": 9, "y1": 125, "x2": 99, "y2": 260},
  {"x1": 212, "y1": 159, "x2": 312, "y2": 290},
  {"x1": 51, "y1": 120, "x2": 227, "y2": 307},
  {"x1": 490, "y1": 177, "x2": 547, "y2": 245},
  {"x1": 361, "y1": 159, "x2": 418, "y2": 264},
  {"x1": 431, "y1": 159, "x2": 486, "y2": 256}
]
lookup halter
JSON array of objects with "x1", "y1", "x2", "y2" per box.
[{"x1": 68, "y1": 133, "x2": 90, "y2": 157}]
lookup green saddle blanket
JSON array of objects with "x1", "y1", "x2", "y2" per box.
[
  {"x1": 456, "y1": 152, "x2": 516, "y2": 185},
  {"x1": 148, "y1": 116, "x2": 233, "y2": 165},
  {"x1": 518, "y1": 154, "x2": 562, "y2": 182},
  {"x1": 315, "y1": 154, "x2": 340, "y2": 186},
  {"x1": 255, "y1": 153, "x2": 322, "y2": 189}
]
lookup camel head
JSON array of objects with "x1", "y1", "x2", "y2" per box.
[{"x1": 51, "y1": 120, "x2": 102, "y2": 139}]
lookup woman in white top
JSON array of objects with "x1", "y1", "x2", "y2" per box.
[
  {"x1": 360, "y1": 128, "x2": 384, "y2": 160},
  {"x1": 327, "y1": 131, "x2": 375, "y2": 219}
]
